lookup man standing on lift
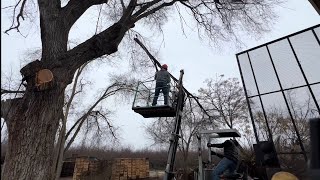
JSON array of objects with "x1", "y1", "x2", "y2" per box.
[{"x1": 152, "y1": 64, "x2": 171, "y2": 106}]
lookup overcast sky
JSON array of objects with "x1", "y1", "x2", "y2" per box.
[{"x1": 1, "y1": 0, "x2": 320, "y2": 150}]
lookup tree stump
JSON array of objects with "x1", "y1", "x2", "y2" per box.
[{"x1": 35, "y1": 69, "x2": 54, "y2": 91}]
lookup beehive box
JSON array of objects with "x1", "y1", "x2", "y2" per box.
[{"x1": 111, "y1": 158, "x2": 149, "y2": 180}]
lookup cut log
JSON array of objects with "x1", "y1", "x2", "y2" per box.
[{"x1": 35, "y1": 69, "x2": 54, "y2": 91}]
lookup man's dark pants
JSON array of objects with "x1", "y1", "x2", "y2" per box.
[{"x1": 152, "y1": 82, "x2": 169, "y2": 105}]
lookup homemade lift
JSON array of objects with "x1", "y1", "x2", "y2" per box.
[
  {"x1": 132, "y1": 70, "x2": 186, "y2": 180},
  {"x1": 196, "y1": 129, "x2": 242, "y2": 180},
  {"x1": 132, "y1": 79, "x2": 178, "y2": 118}
]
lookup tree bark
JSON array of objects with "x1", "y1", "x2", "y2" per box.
[
  {"x1": 1, "y1": 1, "x2": 69, "y2": 178},
  {"x1": 1, "y1": 86, "x2": 65, "y2": 180}
]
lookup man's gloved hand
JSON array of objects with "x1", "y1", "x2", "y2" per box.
[
  {"x1": 207, "y1": 143, "x2": 211, "y2": 147},
  {"x1": 211, "y1": 151, "x2": 217, "y2": 156}
]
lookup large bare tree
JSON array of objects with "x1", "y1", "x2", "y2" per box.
[
  {"x1": 1, "y1": 0, "x2": 281, "y2": 179},
  {"x1": 1, "y1": 61, "x2": 136, "y2": 179},
  {"x1": 198, "y1": 76, "x2": 248, "y2": 129}
]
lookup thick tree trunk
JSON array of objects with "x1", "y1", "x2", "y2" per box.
[
  {"x1": 1, "y1": 86, "x2": 65, "y2": 180},
  {"x1": 0, "y1": 10, "x2": 69, "y2": 178},
  {"x1": 1, "y1": 1, "x2": 133, "y2": 179}
]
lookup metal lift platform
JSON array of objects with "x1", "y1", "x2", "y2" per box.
[
  {"x1": 132, "y1": 80, "x2": 178, "y2": 118},
  {"x1": 199, "y1": 129, "x2": 241, "y2": 138},
  {"x1": 132, "y1": 105, "x2": 176, "y2": 118}
]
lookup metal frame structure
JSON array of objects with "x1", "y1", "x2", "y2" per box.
[
  {"x1": 236, "y1": 24, "x2": 320, "y2": 164},
  {"x1": 197, "y1": 129, "x2": 241, "y2": 180},
  {"x1": 131, "y1": 70, "x2": 186, "y2": 180},
  {"x1": 164, "y1": 70, "x2": 185, "y2": 180}
]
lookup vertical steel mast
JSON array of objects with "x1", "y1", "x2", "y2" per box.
[{"x1": 164, "y1": 70, "x2": 185, "y2": 180}]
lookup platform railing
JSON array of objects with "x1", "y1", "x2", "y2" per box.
[{"x1": 132, "y1": 80, "x2": 177, "y2": 108}]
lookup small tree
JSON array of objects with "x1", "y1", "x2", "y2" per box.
[{"x1": 52, "y1": 67, "x2": 137, "y2": 179}]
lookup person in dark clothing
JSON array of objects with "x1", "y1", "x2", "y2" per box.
[
  {"x1": 207, "y1": 139, "x2": 240, "y2": 180},
  {"x1": 152, "y1": 64, "x2": 171, "y2": 106}
]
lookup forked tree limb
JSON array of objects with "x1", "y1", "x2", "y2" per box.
[{"x1": 61, "y1": 0, "x2": 109, "y2": 30}]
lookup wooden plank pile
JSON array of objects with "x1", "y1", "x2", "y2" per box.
[
  {"x1": 111, "y1": 158, "x2": 150, "y2": 180},
  {"x1": 72, "y1": 157, "x2": 100, "y2": 180}
]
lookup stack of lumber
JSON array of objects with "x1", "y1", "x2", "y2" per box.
[{"x1": 111, "y1": 158, "x2": 149, "y2": 180}]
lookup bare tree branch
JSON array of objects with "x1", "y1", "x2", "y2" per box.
[
  {"x1": 61, "y1": 0, "x2": 109, "y2": 30},
  {"x1": 135, "y1": 0, "x2": 178, "y2": 21},
  {"x1": 64, "y1": 115, "x2": 87, "y2": 152},
  {"x1": 1, "y1": 89, "x2": 25, "y2": 95},
  {"x1": 132, "y1": 0, "x2": 162, "y2": 18},
  {"x1": 2, "y1": 5, "x2": 16, "y2": 10},
  {"x1": 96, "y1": 111, "x2": 114, "y2": 135},
  {"x1": 52, "y1": 62, "x2": 89, "y2": 180},
  {"x1": 120, "y1": 0, "x2": 126, "y2": 11},
  {"x1": 64, "y1": 81, "x2": 134, "y2": 151},
  {"x1": 4, "y1": 0, "x2": 27, "y2": 34},
  {"x1": 61, "y1": 0, "x2": 139, "y2": 73},
  {"x1": 95, "y1": 5, "x2": 104, "y2": 35}
]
